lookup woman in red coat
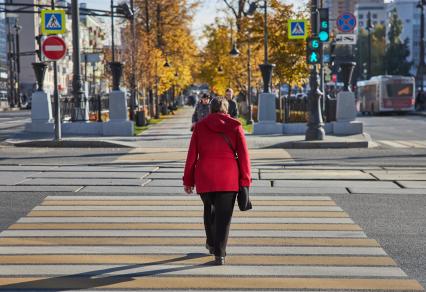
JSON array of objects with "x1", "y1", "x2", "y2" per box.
[{"x1": 183, "y1": 96, "x2": 251, "y2": 265}]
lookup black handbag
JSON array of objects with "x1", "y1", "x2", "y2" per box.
[{"x1": 219, "y1": 132, "x2": 253, "y2": 211}]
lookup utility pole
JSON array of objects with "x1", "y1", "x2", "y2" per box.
[
  {"x1": 305, "y1": 0, "x2": 325, "y2": 141},
  {"x1": 51, "y1": 0, "x2": 61, "y2": 141},
  {"x1": 129, "y1": 0, "x2": 137, "y2": 120},
  {"x1": 71, "y1": 0, "x2": 87, "y2": 121},
  {"x1": 417, "y1": 0, "x2": 426, "y2": 107},
  {"x1": 367, "y1": 11, "x2": 373, "y2": 80},
  {"x1": 14, "y1": 19, "x2": 21, "y2": 108}
]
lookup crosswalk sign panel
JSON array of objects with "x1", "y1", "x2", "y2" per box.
[
  {"x1": 288, "y1": 19, "x2": 308, "y2": 40},
  {"x1": 41, "y1": 10, "x2": 66, "y2": 35}
]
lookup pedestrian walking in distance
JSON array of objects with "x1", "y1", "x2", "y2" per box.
[
  {"x1": 183, "y1": 96, "x2": 251, "y2": 265},
  {"x1": 191, "y1": 93, "x2": 210, "y2": 131},
  {"x1": 225, "y1": 88, "x2": 238, "y2": 118}
]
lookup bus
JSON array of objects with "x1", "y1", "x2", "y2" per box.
[{"x1": 357, "y1": 75, "x2": 415, "y2": 114}]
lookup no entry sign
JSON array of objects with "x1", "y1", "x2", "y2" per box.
[{"x1": 42, "y1": 36, "x2": 67, "y2": 61}]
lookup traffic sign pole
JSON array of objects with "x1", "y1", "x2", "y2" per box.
[{"x1": 50, "y1": 1, "x2": 61, "y2": 141}]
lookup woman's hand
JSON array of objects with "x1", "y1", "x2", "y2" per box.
[{"x1": 184, "y1": 186, "x2": 194, "y2": 194}]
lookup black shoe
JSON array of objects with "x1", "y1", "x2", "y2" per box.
[
  {"x1": 205, "y1": 243, "x2": 214, "y2": 255},
  {"x1": 214, "y1": 256, "x2": 225, "y2": 265}
]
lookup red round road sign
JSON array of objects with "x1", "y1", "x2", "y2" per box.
[{"x1": 42, "y1": 36, "x2": 67, "y2": 61}]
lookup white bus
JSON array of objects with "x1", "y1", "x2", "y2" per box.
[{"x1": 357, "y1": 75, "x2": 415, "y2": 114}]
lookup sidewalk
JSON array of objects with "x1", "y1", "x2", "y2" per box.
[{"x1": 3, "y1": 106, "x2": 371, "y2": 149}]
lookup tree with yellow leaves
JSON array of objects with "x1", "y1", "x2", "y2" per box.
[{"x1": 122, "y1": 0, "x2": 199, "y2": 118}]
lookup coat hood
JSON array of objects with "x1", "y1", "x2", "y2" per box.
[{"x1": 202, "y1": 113, "x2": 241, "y2": 133}]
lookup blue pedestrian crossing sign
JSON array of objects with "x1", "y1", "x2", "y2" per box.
[
  {"x1": 41, "y1": 10, "x2": 66, "y2": 35},
  {"x1": 288, "y1": 19, "x2": 307, "y2": 40}
]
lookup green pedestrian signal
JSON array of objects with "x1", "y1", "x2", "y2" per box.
[
  {"x1": 309, "y1": 52, "x2": 318, "y2": 63},
  {"x1": 318, "y1": 8, "x2": 330, "y2": 42},
  {"x1": 306, "y1": 37, "x2": 321, "y2": 64}
]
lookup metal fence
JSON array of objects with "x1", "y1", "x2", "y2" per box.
[
  {"x1": 283, "y1": 97, "x2": 309, "y2": 123},
  {"x1": 52, "y1": 94, "x2": 110, "y2": 122}
]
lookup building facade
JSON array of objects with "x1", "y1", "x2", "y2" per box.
[
  {"x1": 355, "y1": 0, "x2": 387, "y2": 31},
  {"x1": 386, "y1": 0, "x2": 422, "y2": 74}
]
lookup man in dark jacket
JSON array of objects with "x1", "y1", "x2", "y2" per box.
[
  {"x1": 191, "y1": 93, "x2": 210, "y2": 131},
  {"x1": 225, "y1": 88, "x2": 238, "y2": 118}
]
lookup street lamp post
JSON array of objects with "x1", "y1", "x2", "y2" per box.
[
  {"x1": 366, "y1": 11, "x2": 373, "y2": 80},
  {"x1": 247, "y1": 28, "x2": 254, "y2": 124},
  {"x1": 247, "y1": 0, "x2": 274, "y2": 93},
  {"x1": 129, "y1": 0, "x2": 137, "y2": 120},
  {"x1": 305, "y1": 0, "x2": 325, "y2": 141},
  {"x1": 71, "y1": 0, "x2": 88, "y2": 121},
  {"x1": 417, "y1": 0, "x2": 426, "y2": 107},
  {"x1": 13, "y1": 19, "x2": 21, "y2": 108}
]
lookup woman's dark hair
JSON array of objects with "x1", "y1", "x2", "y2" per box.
[
  {"x1": 201, "y1": 93, "x2": 210, "y2": 99},
  {"x1": 210, "y1": 96, "x2": 229, "y2": 114}
]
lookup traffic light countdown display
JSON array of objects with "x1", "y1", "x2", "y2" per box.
[
  {"x1": 307, "y1": 37, "x2": 321, "y2": 64},
  {"x1": 318, "y1": 8, "x2": 329, "y2": 42}
]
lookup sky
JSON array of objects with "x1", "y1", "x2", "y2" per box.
[{"x1": 83, "y1": 0, "x2": 305, "y2": 48}]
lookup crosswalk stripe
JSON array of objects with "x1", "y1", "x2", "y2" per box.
[
  {"x1": 0, "y1": 246, "x2": 385, "y2": 255},
  {"x1": 0, "y1": 264, "x2": 407, "y2": 277},
  {"x1": 45, "y1": 195, "x2": 333, "y2": 201},
  {"x1": 0, "y1": 230, "x2": 367, "y2": 238},
  {"x1": 0, "y1": 255, "x2": 396, "y2": 265},
  {"x1": 33, "y1": 205, "x2": 344, "y2": 211},
  {"x1": 17, "y1": 216, "x2": 355, "y2": 224},
  {"x1": 8, "y1": 223, "x2": 362, "y2": 231},
  {"x1": 0, "y1": 277, "x2": 421, "y2": 290},
  {"x1": 41, "y1": 200, "x2": 337, "y2": 206},
  {"x1": 27, "y1": 210, "x2": 350, "y2": 217},
  {"x1": 0, "y1": 237, "x2": 379, "y2": 246}
]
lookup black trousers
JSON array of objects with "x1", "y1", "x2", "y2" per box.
[{"x1": 200, "y1": 192, "x2": 237, "y2": 257}]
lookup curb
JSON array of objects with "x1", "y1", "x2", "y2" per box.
[{"x1": 5, "y1": 140, "x2": 133, "y2": 148}]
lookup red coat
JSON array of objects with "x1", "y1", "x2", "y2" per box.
[{"x1": 183, "y1": 112, "x2": 251, "y2": 194}]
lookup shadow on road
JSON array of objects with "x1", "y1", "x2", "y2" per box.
[{"x1": 0, "y1": 253, "x2": 212, "y2": 291}]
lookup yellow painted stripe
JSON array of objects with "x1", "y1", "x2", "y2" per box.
[
  {"x1": 8, "y1": 223, "x2": 362, "y2": 231},
  {"x1": 27, "y1": 210, "x2": 349, "y2": 218},
  {"x1": 0, "y1": 277, "x2": 422, "y2": 290},
  {"x1": 0, "y1": 255, "x2": 397, "y2": 266},
  {"x1": 0, "y1": 237, "x2": 380, "y2": 246},
  {"x1": 41, "y1": 200, "x2": 337, "y2": 206}
]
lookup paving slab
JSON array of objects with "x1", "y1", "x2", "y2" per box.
[
  {"x1": 274, "y1": 180, "x2": 399, "y2": 189},
  {"x1": 0, "y1": 165, "x2": 56, "y2": 172},
  {"x1": 17, "y1": 178, "x2": 149, "y2": 186},
  {"x1": 369, "y1": 171, "x2": 426, "y2": 181},
  {"x1": 283, "y1": 165, "x2": 383, "y2": 170},
  {"x1": 80, "y1": 186, "x2": 348, "y2": 195},
  {"x1": 260, "y1": 170, "x2": 375, "y2": 180},
  {"x1": 28, "y1": 172, "x2": 149, "y2": 179},
  {"x1": 147, "y1": 172, "x2": 259, "y2": 180},
  {"x1": 349, "y1": 187, "x2": 426, "y2": 195},
  {"x1": 52, "y1": 166, "x2": 158, "y2": 172},
  {"x1": 0, "y1": 173, "x2": 39, "y2": 185},
  {"x1": 0, "y1": 185, "x2": 82, "y2": 192},
  {"x1": 146, "y1": 179, "x2": 270, "y2": 187},
  {"x1": 397, "y1": 181, "x2": 426, "y2": 188}
]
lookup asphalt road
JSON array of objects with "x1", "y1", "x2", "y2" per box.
[
  {"x1": 359, "y1": 113, "x2": 426, "y2": 141},
  {"x1": 0, "y1": 110, "x2": 30, "y2": 142}
]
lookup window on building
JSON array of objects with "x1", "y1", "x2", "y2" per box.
[
  {"x1": 372, "y1": 13, "x2": 378, "y2": 19},
  {"x1": 359, "y1": 14, "x2": 364, "y2": 19},
  {"x1": 406, "y1": 19, "x2": 410, "y2": 24},
  {"x1": 359, "y1": 21, "x2": 364, "y2": 27}
]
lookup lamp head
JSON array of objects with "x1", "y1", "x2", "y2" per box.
[
  {"x1": 246, "y1": 2, "x2": 258, "y2": 16},
  {"x1": 230, "y1": 43, "x2": 240, "y2": 57}
]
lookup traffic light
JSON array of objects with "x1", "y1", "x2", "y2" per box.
[
  {"x1": 328, "y1": 39, "x2": 336, "y2": 68},
  {"x1": 307, "y1": 37, "x2": 321, "y2": 64},
  {"x1": 318, "y1": 8, "x2": 329, "y2": 42}
]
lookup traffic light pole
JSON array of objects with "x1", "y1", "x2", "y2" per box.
[{"x1": 305, "y1": 0, "x2": 325, "y2": 141}]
